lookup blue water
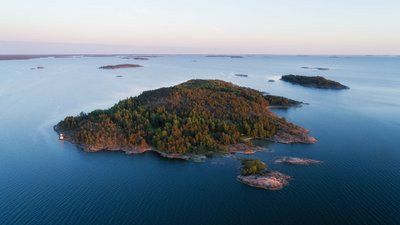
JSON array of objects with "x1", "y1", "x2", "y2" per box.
[{"x1": 0, "y1": 55, "x2": 399, "y2": 224}]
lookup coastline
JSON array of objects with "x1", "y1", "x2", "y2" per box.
[{"x1": 54, "y1": 123, "x2": 316, "y2": 161}]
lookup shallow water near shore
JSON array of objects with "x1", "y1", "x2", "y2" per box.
[{"x1": 1, "y1": 55, "x2": 399, "y2": 224}]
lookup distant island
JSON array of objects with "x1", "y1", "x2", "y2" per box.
[
  {"x1": 134, "y1": 57, "x2": 149, "y2": 60},
  {"x1": 234, "y1": 74, "x2": 248, "y2": 77},
  {"x1": 281, "y1": 75, "x2": 349, "y2": 89},
  {"x1": 301, "y1": 66, "x2": 330, "y2": 71},
  {"x1": 98, "y1": 64, "x2": 142, "y2": 69},
  {"x1": 206, "y1": 55, "x2": 244, "y2": 58},
  {"x1": 0, "y1": 54, "x2": 126, "y2": 60},
  {"x1": 55, "y1": 79, "x2": 316, "y2": 159}
]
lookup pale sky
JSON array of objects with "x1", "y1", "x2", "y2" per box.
[{"x1": 0, "y1": 0, "x2": 399, "y2": 54}]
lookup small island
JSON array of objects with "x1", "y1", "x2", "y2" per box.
[
  {"x1": 55, "y1": 79, "x2": 316, "y2": 158},
  {"x1": 301, "y1": 66, "x2": 330, "y2": 71},
  {"x1": 263, "y1": 95, "x2": 302, "y2": 108},
  {"x1": 206, "y1": 55, "x2": 244, "y2": 58},
  {"x1": 98, "y1": 64, "x2": 142, "y2": 69},
  {"x1": 234, "y1": 74, "x2": 248, "y2": 77},
  {"x1": 237, "y1": 159, "x2": 290, "y2": 190},
  {"x1": 281, "y1": 75, "x2": 349, "y2": 89},
  {"x1": 275, "y1": 156, "x2": 321, "y2": 165}
]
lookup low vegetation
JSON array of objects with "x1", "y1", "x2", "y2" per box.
[{"x1": 240, "y1": 159, "x2": 269, "y2": 176}]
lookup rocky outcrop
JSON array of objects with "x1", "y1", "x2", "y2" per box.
[
  {"x1": 275, "y1": 157, "x2": 321, "y2": 165},
  {"x1": 272, "y1": 126, "x2": 317, "y2": 144},
  {"x1": 227, "y1": 143, "x2": 264, "y2": 154},
  {"x1": 237, "y1": 172, "x2": 290, "y2": 190}
]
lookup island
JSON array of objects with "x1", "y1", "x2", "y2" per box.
[
  {"x1": 98, "y1": 64, "x2": 142, "y2": 69},
  {"x1": 54, "y1": 79, "x2": 316, "y2": 158},
  {"x1": 281, "y1": 75, "x2": 349, "y2": 89},
  {"x1": 206, "y1": 55, "x2": 244, "y2": 58},
  {"x1": 237, "y1": 159, "x2": 290, "y2": 190},
  {"x1": 263, "y1": 95, "x2": 302, "y2": 108},
  {"x1": 301, "y1": 66, "x2": 330, "y2": 71},
  {"x1": 275, "y1": 156, "x2": 321, "y2": 165},
  {"x1": 134, "y1": 57, "x2": 149, "y2": 60},
  {"x1": 234, "y1": 74, "x2": 248, "y2": 77},
  {"x1": 0, "y1": 54, "x2": 76, "y2": 60}
]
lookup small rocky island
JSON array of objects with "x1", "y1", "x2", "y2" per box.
[
  {"x1": 275, "y1": 156, "x2": 321, "y2": 165},
  {"x1": 281, "y1": 75, "x2": 349, "y2": 89},
  {"x1": 55, "y1": 79, "x2": 316, "y2": 158},
  {"x1": 99, "y1": 64, "x2": 142, "y2": 69},
  {"x1": 237, "y1": 159, "x2": 290, "y2": 190}
]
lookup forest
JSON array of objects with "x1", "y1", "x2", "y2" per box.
[{"x1": 56, "y1": 79, "x2": 301, "y2": 154}]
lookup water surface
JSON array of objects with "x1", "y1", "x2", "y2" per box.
[{"x1": 0, "y1": 55, "x2": 399, "y2": 224}]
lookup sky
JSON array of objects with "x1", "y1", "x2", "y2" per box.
[{"x1": 0, "y1": 0, "x2": 399, "y2": 54}]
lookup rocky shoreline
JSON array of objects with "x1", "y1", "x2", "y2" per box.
[
  {"x1": 55, "y1": 123, "x2": 315, "y2": 160},
  {"x1": 271, "y1": 127, "x2": 317, "y2": 144}
]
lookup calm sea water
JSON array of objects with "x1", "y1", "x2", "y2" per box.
[{"x1": 0, "y1": 55, "x2": 399, "y2": 225}]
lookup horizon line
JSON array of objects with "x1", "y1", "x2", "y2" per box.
[{"x1": 1, "y1": 53, "x2": 399, "y2": 56}]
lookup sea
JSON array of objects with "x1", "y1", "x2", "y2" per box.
[{"x1": 0, "y1": 55, "x2": 399, "y2": 225}]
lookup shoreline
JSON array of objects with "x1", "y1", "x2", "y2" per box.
[{"x1": 54, "y1": 124, "x2": 317, "y2": 161}]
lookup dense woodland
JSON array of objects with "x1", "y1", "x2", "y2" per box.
[
  {"x1": 281, "y1": 75, "x2": 349, "y2": 89},
  {"x1": 57, "y1": 79, "x2": 300, "y2": 154}
]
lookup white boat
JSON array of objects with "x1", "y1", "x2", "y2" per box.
[{"x1": 59, "y1": 133, "x2": 64, "y2": 140}]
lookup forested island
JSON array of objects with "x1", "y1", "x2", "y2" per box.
[
  {"x1": 263, "y1": 95, "x2": 302, "y2": 108},
  {"x1": 237, "y1": 159, "x2": 290, "y2": 190},
  {"x1": 281, "y1": 75, "x2": 349, "y2": 89},
  {"x1": 55, "y1": 79, "x2": 316, "y2": 158},
  {"x1": 99, "y1": 64, "x2": 142, "y2": 69}
]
